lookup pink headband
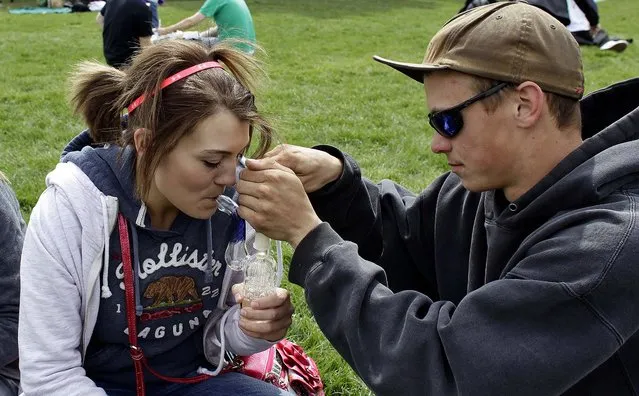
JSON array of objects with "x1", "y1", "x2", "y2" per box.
[{"x1": 126, "y1": 61, "x2": 224, "y2": 113}]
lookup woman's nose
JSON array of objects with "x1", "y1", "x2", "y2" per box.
[{"x1": 215, "y1": 158, "x2": 239, "y2": 186}]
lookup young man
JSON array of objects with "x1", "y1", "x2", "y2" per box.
[
  {"x1": 235, "y1": 2, "x2": 639, "y2": 395},
  {"x1": 96, "y1": 0, "x2": 153, "y2": 69},
  {"x1": 157, "y1": 0, "x2": 255, "y2": 52},
  {"x1": 0, "y1": 173, "x2": 25, "y2": 396}
]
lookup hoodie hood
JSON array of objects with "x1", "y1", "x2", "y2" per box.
[
  {"x1": 488, "y1": 77, "x2": 639, "y2": 227},
  {"x1": 61, "y1": 131, "x2": 147, "y2": 227},
  {"x1": 475, "y1": 78, "x2": 639, "y2": 282}
]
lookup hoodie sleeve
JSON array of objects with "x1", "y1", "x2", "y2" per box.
[
  {"x1": 203, "y1": 306, "x2": 274, "y2": 367},
  {"x1": 308, "y1": 145, "x2": 467, "y2": 298},
  {"x1": 291, "y1": 222, "x2": 633, "y2": 395},
  {"x1": 19, "y1": 185, "x2": 107, "y2": 395},
  {"x1": 206, "y1": 267, "x2": 275, "y2": 361},
  {"x1": 221, "y1": 309, "x2": 276, "y2": 356},
  {"x1": 0, "y1": 181, "x2": 25, "y2": 369}
]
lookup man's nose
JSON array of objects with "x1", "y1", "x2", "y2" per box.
[{"x1": 431, "y1": 132, "x2": 452, "y2": 154}]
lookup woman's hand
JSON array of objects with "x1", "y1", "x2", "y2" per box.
[{"x1": 232, "y1": 284, "x2": 294, "y2": 342}]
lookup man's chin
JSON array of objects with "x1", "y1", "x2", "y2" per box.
[{"x1": 460, "y1": 179, "x2": 492, "y2": 194}]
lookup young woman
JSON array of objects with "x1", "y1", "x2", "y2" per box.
[{"x1": 19, "y1": 40, "x2": 294, "y2": 395}]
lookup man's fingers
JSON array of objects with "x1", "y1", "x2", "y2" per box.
[
  {"x1": 262, "y1": 145, "x2": 299, "y2": 170},
  {"x1": 244, "y1": 157, "x2": 290, "y2": 172},
  {"x1": 238, "y1": 164, "x2": 294, "y2": 186},
  {"x1": 236, "y1": 189, "x2": 261, "y2": 210},
  {"x1": 262, "y1": 144, "x2": 287, "y2": 158}
]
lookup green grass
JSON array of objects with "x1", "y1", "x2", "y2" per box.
[{"x1": 1, "y1": 0, "x2": 638, "y2": 394}]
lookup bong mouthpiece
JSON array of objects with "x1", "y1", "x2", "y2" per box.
[{"x1": 216, "y1": 194, "x2": 238, "y2": 215}]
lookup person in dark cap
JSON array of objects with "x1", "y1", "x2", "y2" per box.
[{"x1": 234, "y1": 2, "x2": 639, "y2": 395}]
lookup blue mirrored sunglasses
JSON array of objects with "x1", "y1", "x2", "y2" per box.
[{"x1": 428, "y1": 82, "x2": 509, "y2": 138}]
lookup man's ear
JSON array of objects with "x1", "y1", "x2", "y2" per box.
[
  {"x1": 133, "y1": 128, "x2": 150, "y2": 154},
  {"x1": 513, "y1": 81, "x2": 545, "y2": 128}
]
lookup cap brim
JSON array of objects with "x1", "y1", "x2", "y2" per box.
[{"x1": 373, "y1": 55, "x2": 448, "y2": 83}]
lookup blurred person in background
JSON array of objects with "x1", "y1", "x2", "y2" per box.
[
  {"x1": 157, "y1": 0, "x2": 255, "y2": 53},
  {"x1": 0, "y1": 172, "x2": 25, "y2": 396},
  {"x1": 97, "y1": 0, "x2": 153, "y2": 69}
]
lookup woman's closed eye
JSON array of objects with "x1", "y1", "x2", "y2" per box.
[{"x1": 203, "y1": 160, "x2": 221, "y2": 169}]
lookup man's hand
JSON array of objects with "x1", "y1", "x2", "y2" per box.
[
  {"x1": 263, "y1": 145, "x2": 343, "y2": 193},
  {"x1": 157, "y1": 27, "x2": 170, "y2": 36},
  {"x1": 237, "y1": 158, "x2": 322, "y2": 247},
  {"x1": 232, "y1": 284, "x2": 294, "y2": 342}
]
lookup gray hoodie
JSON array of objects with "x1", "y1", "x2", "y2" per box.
[
  {"x1": 0, "y1": 179, "x2": 25, "y2": 383},
  {"x1": 290, "y1": 78, "x2": 639, "y2": 395}
]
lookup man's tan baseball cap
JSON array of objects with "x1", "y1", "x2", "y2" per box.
[{"x1": 374, "y1": 1, "x2": 585, "y2": 99}]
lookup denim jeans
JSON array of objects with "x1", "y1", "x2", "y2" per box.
[
  {"x1": 95, "y1": 371, "x2": 293, "y2": 396},
  {"x1": 147, "y1": 0, "x2": 159, "y2": 29}
]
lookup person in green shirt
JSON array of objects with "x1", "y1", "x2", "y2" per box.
[{"x1": 157, "y1": 0, "x2": 255, "y2": 53}]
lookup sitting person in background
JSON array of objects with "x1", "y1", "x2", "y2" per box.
[
  {"x1": 566, "y1": 0, "x2": 631, "y2": 52},
  {"x1": 460, "y1": 0, "x2": 632, "y2": 52},
  {"x1": 148, "y1": 0, "x2": 160, "y2": 30},
  {"x1": 0, "y1": 172, "x2": 25, "y2": 396},
  {"x1": 157, "y1": 0, "x2": 255, "y2": 53},
  {"x1": 96, "y1": 0, "x2": 153, "y2": 69}
]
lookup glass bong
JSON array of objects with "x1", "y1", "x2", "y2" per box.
[{"x1": 216, "y1": 185, "x2": 280, "y2": 307}]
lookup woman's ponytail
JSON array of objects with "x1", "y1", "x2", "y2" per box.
[{"x1": 69, "y1": 61, "x2": 126, "y2": 143}]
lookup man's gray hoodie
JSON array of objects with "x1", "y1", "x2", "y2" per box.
[{"x1": 289, "y1": 79, "x2": 639, "y2": 396}]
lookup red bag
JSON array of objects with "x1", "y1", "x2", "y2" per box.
[
  {"x1": 276, "y1": 339, "x2": 325, "y2": 396},
  {"x1": 227, "y1": 339, "x2": 325, "y2": 396},
  {"x1": 225, "y1": 343, "x2": 290, "y2": 390}
]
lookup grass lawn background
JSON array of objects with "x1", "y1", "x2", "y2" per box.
[{"x1": 1, "y1": 0, "x2": 638, "y2": 393}]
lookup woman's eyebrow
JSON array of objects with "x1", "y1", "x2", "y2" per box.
[
  {"x1": 200, "y1": 149, "x2": 232, "y2": 155},
  {"x1": 200, "y1": 144, "x2": 250, "y2": 156}
]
